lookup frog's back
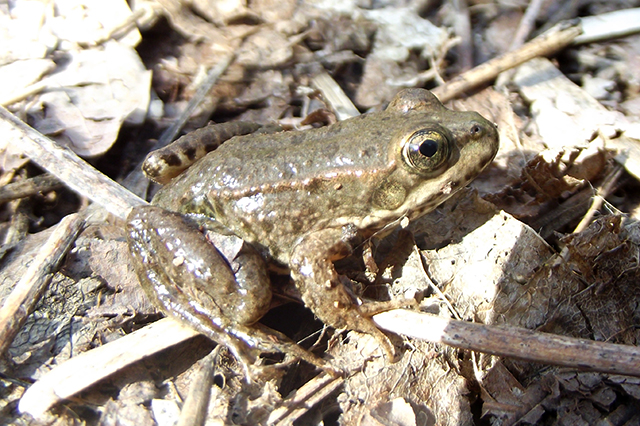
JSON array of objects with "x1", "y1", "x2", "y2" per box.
[
  {"x1": 198, "y1": 114, "x2": 395, "y2": 192},
  {"x1": 151, "y1": 89, "x2": 499, "y2": 264},
  {"x1": 151, "y1": 112, "x2": 410, "y2": 259}
]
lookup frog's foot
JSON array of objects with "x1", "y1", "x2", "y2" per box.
[
  {"x1": 190, "y1": 316, "x2": 340, "y2": 378},
  {"x1": 290, "y1": 229, "x2": 412, "y2": 362},
  {"x1": 248, "y1": 323, "x2": 341, "y2": 376},
  {"x1": 156, "y1": 306, "x2": 338, "y2": 380},
  {"x1": 172, "y1": 312, "x2": 340, "y2": 379}
]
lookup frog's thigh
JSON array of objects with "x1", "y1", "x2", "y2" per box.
[
  {"x1": 127, "y1": 207, "x2": 268, "y2": 370},
  {"x1": 289, "y1": 229, "x2": 396, "y2": 360},
  {"x1": 194, "y1": 216, "x2": 273, "y2": 324},
  {"x1": 128, "y1": 207, "x2": 334, "y2": 374},
  {"x1": 128, "y1": 206, "x2": 270, "y2": 325}
]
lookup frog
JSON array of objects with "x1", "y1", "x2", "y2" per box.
[{"x1": 126, "y1": 88, "x2": 499, "y2": 375}]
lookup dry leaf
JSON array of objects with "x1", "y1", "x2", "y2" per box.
[{"x1": 27, "y1": 42, "x2": 151, "y2": 156}]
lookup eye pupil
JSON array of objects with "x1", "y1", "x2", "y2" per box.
[{"x1": 419, "y1": 139, "x2": 438, "y2": 157}]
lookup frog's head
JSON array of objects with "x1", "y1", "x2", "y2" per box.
[{"x1": 369, "y1": 89, "x2": 499, "y2": 226}]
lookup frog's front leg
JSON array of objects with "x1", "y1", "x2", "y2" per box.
[
  {"x1": 290, "y1": 228, "x2": 414, "y2": 361},
  {"x1": 127, "y1": 205, "x2": 333, "y2": 376}
]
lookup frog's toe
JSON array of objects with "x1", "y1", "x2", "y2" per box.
[
  {"x1": 251, "y1": 323, "x2": 342, "y2": 376},
  {"x1": 340, "y1": 307, "x2": 398, "y2": 362},
  {"x1": 353, "y1": 299, "x2": 418, "y2": 361},
  {"x1": 357, "y1": 298, "x2": 418, "y2": 316}
]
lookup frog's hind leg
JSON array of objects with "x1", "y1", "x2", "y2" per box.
[
  {"x1": 143, "y1": 122, "x2": 282, "y2": 184},
  {"x1": 127, "y1": 206, "x2": 262, "y2": 375},
  {"x1": 127, "y1": 205, "x2": 335, "y2": 378}
]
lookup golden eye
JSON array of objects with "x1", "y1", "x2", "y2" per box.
[{"x1": 402, "y1": 129, "x2": 451, "y2": 174}]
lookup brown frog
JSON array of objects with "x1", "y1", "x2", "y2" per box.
[{"x1": 127, "y1": 88, "x2": 499, "y2": 373}]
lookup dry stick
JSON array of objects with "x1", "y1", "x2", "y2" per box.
[
  {"x1": 573, "y1": 7, "x2": 640, "y2": 45},
  {"x1": 92, "y1": 7, "x2": 147, "y2": 46},
  {"x1": 450, "y1": 0, "x2": 473, "y2": 72},
  {"x1": 0, "y1": 213, "x2": 85, "y2": 356},
  {"x1": 311, "y1": 72, "x2": 360, "y2": 120},
  {"x1": 508, "y1": 0, "x2": 546, "y2": 51},
  {"x1": 0, "y1": 173, "x2": 62, "y2": 204},
  {"x1": 176, "y1": 348, "x2": 219, "y2": 426},
  {"x1": 157, "y1": 53, "x2": 235, "y2": 150},
  {"x1": 573, "y1": 163, "x2": 624, "y2": 234},
  {"x1": 432, "y1": 20, "x2": 582, "y2": 103},
  {"x1": 1, "y1": 79, "x2": 50, "y2": 107},
  {"x1": 267, "y1": 373, "x2": 343, "y2": 425},
  {"x1": 1, "y1": 209, "x2": 29, "y2": 256},
  {"x1": 0, "y1": 106, "x2": 146, "y2": 219},
  {"x1": 18, "y1": 318, "x2": 199, "y2": 419},
  {"x1": 495, "y1": 0, "x2": 546, "y2": 88},
  {"x1": 373, "y1": 310, "x2": 640, "y2": 377}
]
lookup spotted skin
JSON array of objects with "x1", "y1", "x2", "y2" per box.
[{"x1": 128, "y1": 89, "x2": 499, "y2": 373}]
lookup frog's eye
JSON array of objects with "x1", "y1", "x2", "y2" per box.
[{"x1": 402, "y1": 129, "x2": 451, "y2": 174}]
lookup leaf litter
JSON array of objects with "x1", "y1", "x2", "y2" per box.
[{"x1": 2, "y1": 0, "x2": 640, "y2": 425}]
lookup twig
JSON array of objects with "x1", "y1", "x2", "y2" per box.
[
  {"x1": 495, "y1": 0, "x2": 545, "y2": 88},
  {"x1": 416, "y1": 246, "x2": 460, "y2": 320},
  {"x1": 0, "y1": 106, "x2": 146, "y2": 219},
  {"x1": 373, "y1": 310, "x2": 640, "y2": 377},
  {"x1": 0, "y1": 174, "x2": 62, "y2": 204},
  {"x1": 18, "y1": 318, "x2": 199, "y2": 419},
  {"x1": 157, "y1": 53, "x2": 235, "y2": 149},
  {"x1": 176, "y1": 348, "x2": 219, "y2": 426},
  {"x1": 0, "y1": 79, "x2": 49, "y2": 107},
  {"x1": 311, "y1": 72, "x2": 360, "y2": 120},
  {"x1": 267, "y1": 372, "x2": 343, "y2": 425},
  {"x1": 0, "y1": 213, "x2": 85, "y2": 356},
  {"x1": 433, "y1": 20, "x2": 582, "y2": 102},
  {"x1": 574, "y1": 7, "x2": 640, "y2": 45},
  {"x1": 93, "y1": 7, "x2": 147, "y2": 46},
  {"x1": 0, "y1": 208, "x2": 29, "y2": 258},
  {"x1": 450, "y1": 0, "x2": 473, "y2": 72},
  {"x1": 508, "y1": 0, "x2": 546, "y2": 51},
  {"x1": 573, "y1": 163, "x2": 624, "y2": 234}
]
